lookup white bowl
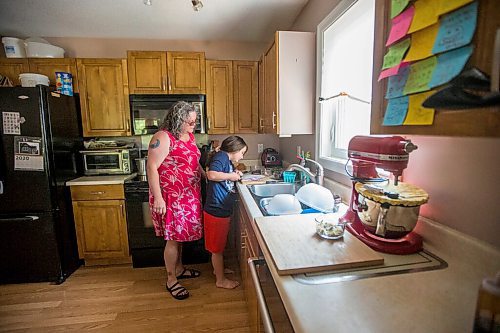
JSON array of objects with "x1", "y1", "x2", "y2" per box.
[
  {"x1": 25, "y1": 41, "x2": 64, "y2": 58},
  {"x1": 261, "y1": 194, "x2": 302, "y2": 216},
  {"x1": 19, "y1": 73, "x2": 49, "y2": 87},
  {"x1": 296, "y1": 183, "x2": 335, "y2": 213}
]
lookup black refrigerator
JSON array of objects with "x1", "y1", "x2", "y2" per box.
[{"x1": 0, "y1": 86, "x2": 83, "y2": 284}]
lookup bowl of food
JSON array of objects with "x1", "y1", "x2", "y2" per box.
[{"x1": 315, "y1": 214, "x2": 346, "y2": 240}]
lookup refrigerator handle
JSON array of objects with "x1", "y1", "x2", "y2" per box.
[
  {"x1": 0, "y1": 181, "x2": 3, "y2": 194},
  {"x1": 0, "y1": 216, "x2": 40, "y2": 223}
]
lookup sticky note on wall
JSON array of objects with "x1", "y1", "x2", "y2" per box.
[
  {"x1": 386, "y1": 6, "x2": 415, "y2": 46},
  {"x1": 391, "y1": 0, "x2": 410, "y2": 19},
  {"x1": 433, "y1": 2, "x2": 477, "y2": 54},
  {"x1": 404, "y1": 23, "x2": 439, "y2": 62},
  {"x1": 382, "y1": 38, "x2": 411, "y2": 70},
  {"x1": 403, "y1": 56, "x2": 437, "y2": 95},
  {"x1": 408, "y1": 0, "x2": 440, "y2": 33},
  {"x1": 430, "y1": 45, "x2": 473, "y2": 88},
  {"x1": 404, "y1": 91, "x2": 436, "y2": 125},
  {"x1": 386, "y1": 64, "x2": 411, "y2": 99},
  {"x1": 383, "y1": 95, "x2": 409, "y2": 126}
]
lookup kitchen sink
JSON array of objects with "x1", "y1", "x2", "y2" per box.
[
  {"x1": 247, "y1": 183, "x2": 298, "y2": 197},
  {"x1": 292, "y1": 249, "x2": 447, "y2": 284}
]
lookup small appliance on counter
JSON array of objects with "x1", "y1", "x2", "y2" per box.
[
  {"x1": 261, "y1": 148, "x2": 282, "y2": 168},
  {"x1": 340, "y1": 135, "x2": 428, "y2": 255},
  {"x1": 80, "y1": 141, "x2": 139, "y2": 176}
]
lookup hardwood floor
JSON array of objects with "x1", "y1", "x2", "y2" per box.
[{"x1": 0, "y1": 262, "x2": 250, "y2": 332}]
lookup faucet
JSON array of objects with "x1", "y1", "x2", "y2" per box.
[{"x1": 286, "y1": 158, "x2": 324, "y2": 186}]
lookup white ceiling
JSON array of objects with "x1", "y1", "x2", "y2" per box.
[{"x1": 0, "y1": 0, "x2": 309, "y2": 43}]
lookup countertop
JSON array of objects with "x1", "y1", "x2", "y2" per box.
[
  {"x1": 236, "y1": 182, "x2": 500, "y2": 333},
  {"x1": 66, "y1": 173, "x2": 137, "y2": 186}
]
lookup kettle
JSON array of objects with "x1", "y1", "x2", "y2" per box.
[
  {"x1": 135, "y1": 158, "x2": 147, "y2": 181},
  {"x1": 261, "y1": 148, "x2": 282, "y2": 167}
]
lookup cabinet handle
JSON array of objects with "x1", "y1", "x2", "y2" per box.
[
  {"x1": 259, "y1": 118, "x2": 264, "y2": 129},
  {"x1": 90, "y1": 191, "x2": 105, "y2": 195},
  {"x1": 248, "y1": 258, "x2": 275, "y2": 333},
  {"x1": 272, "y1": 112, "x2": 276, "y2": 129},
  {"x1": 207, "y1": 117, "x2": 211, "y2": 130},
  {"x1": 162, "y1": 76, "x2": 166, "y2": 91},
  {"x1": 168, "y1": 77, "x2": 172, "y2": 91}
]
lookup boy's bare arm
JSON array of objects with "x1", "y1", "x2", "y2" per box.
[{"x1": 207, "y1": 170, "x2": 241, "y2": 182}]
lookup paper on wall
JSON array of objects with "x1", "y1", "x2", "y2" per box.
[
  {"x1": 2, "y1": 112, "x2": 21, "y2": 135},
  {"x1": 404, "y1": 91, "x2": 436, "y2": 125},
  {"x1": 403, "y1": 56, "x2": 438, "y2": 95},
  {"x1": 383, "y1": 95, "x2": 409, "y2": 126},
  {"x1": 14, "y1": 136, "x2": 44, "y2": 171},
  {"x1": 408, "y1": 0, "x2": 440, "y2": 34},
  {"x1": 386, "y1": 6, "x2": 415, "y2": 46},
  {"x1": 430, "y1": 45, "x2": 473, "y2": 88}
]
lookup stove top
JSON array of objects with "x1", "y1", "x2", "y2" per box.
[{"x1": 125, "y1": 176, "x2": 149, "y2": 192}]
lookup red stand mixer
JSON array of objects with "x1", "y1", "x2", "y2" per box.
[{"x1": 341, "y1": 135, "x2": 428, "y2": 255}]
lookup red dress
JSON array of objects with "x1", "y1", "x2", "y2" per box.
[{"x1": 150, "y1": 131, "x2": 202, "y2": 241}]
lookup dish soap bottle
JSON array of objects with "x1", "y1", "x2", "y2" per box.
[{"x1": 473, "y1": 271, "x2": 500, "y2": 333}]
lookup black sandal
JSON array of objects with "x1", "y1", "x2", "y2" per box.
[
  {"x1": 166, "y1": 281, "x2": 189, "y2": 300},
  {"x1": 176, "y1": 268, "x2": 201, "y2": 280}
]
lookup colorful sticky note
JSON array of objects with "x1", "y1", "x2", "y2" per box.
[
  {"x1": 437, "y1": 0, "x2": 474, "y2": 16},
  {"x1": 403, "y1": 56, "x2": 438, "y2": 95},
  {"x1": 382, "y1": 38, "x2": 411, "y2": 70},
  {"x1": 404, "y1": 23, "x2": 439, "y2": 62},
  {"x1": 378, "y1": 61, "x2": 409, "y2": 81},
  {"x1": 404, "y1": 91, "x2": 436, "y2": 125},
  {"x1": 430, "y1": 45, "x2": 473, "y2": 88},
  {"x1": 386, "y1": 64, "x2": 411, "y2": 98},
  {"x1": 408, "y1": 0, "x2": 440, "y2": 34},
  {"x1": 391, "y1": 0, "x2": 410, "y2": 19},
  {"x1": 383, "y1": 96, "x2": 409, "y2": 126},
  {"x1": 432, "y1": 2, "x2": 477, "y2": 54},
  {"x1": 386, "y1": 6, "x2": 415, "y2": 46}
]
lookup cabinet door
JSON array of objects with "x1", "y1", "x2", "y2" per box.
[
  {"x1": 233, "y1": 61, "x2": 259, "y2": 133},
  {"x1": 0, "y1": 58, "x2": 29, "y2": 86},
  {"x1": 127, "y1": 51, "x2": 168, "y2": 94},
  {"x1": 167, "y1": 51, "x2": 206, "y2": 94},
  {"x1": 77, "y1": 59, "x2": 131, "y2": 137},
  {"x1": 28, "y1": 58, "x2": 79, "y2": 93},
  {"x1": 206, "y1": 60, "x2": 234, "y2": 134},
  {"x1": 263, "y1": 42, "x2": 278, "y2": 134},
  {"x1": 72, "y1": 199, "x2": 130, "y2": 263}
]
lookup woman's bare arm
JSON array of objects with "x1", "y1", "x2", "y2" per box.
[{"x1": 147, "y1": 131, "x2": 170, "y2": 215}]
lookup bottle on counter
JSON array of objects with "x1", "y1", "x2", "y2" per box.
[{"x1": 473, "y1": 271, "x2": 500, "y2": 333}]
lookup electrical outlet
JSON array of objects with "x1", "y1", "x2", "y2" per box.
[{"x1": 257, "y1": 144, "x2": 264, "y2": 153}]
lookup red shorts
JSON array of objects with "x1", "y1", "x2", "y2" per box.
[{"x1": 203, "y1": 211, "x2": 231, "y2": 254}]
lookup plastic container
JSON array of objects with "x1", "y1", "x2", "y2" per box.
[
  {"x1": 295, "y1": 183, "x2": 336, "y2": 213},
  {"x1": 260, "y1": 194, "x2": 302, "y2": 216},
  {"x1": 473, "y1": 271, "x2": 500, "y2": 333},
  {"x1": 25, "y1": 41, "x2": 64, "y2": 58},
  {"x1": 19, "y1": 73, "x2": 50, "y2": 87},
  {"x1": 2, "y1": 37, "x2": 26, "y2": 58},
  {"x1": 282, "y1": 171, "x2": 296, "y2": 183}
]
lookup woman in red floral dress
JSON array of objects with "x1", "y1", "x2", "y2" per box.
[{"x1": 147, "y1": 101, "x2": 204, "y2": 300}]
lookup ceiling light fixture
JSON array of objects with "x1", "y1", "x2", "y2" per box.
[
  {"x1": 191, "y1": 0, "x2": 203, "y2": 11},
  {"x1": 143, "y1": 0, "x2": 152, "y2": 6}
]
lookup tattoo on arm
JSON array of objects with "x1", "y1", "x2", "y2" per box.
[{"x1": 149, "y1": 139, "x2": 160, "y2": 149}]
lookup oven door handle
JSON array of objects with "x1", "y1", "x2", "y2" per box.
[{"x1": 248, "y1": 257, "x2": 275, "y2": 333}]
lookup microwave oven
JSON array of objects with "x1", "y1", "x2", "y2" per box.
[
  {"x1": 129, "y1": 95, "x2": 206, "y2": 135},
  {"x1": 80, "y1": 148, "x2": 139, "y2": 175}
]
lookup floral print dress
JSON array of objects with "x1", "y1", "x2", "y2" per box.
[{"x1": 150, "y1": 131, "x2": 202, "y2": 241}]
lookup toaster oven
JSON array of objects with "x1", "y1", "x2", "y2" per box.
[{"x1": 80, "y1": 148, "x2": 139, "y2": 175}]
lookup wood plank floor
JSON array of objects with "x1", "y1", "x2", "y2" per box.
[{"x1": 0, "y1": 261, "x2": 250, "y2": 332}]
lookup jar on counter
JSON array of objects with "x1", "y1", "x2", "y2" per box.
[{"x1": 473, "y1": 271, "x2": 500, "y2": 333}]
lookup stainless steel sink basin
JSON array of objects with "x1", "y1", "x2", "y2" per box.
[{"x1": 247, "y1": 183, "x2": 297, "y2": 197}]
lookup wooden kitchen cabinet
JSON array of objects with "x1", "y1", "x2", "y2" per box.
[
  {"x1": 236, "y1": 201, "x2": 263, "y2": 333},
  {"x1": 205, "y1": 60, "x2": 258, "y2": 134},
  {"x1": 28, "y1": 58, "x2": 79, "y2": 93},
  {"x1": 0, "y1": 58, "x2": 29, "y2": 86},
  {"x1": 127, "y1": 51, "x2": 206, "y2": 95},
  {"x1": 70, "y1": 184, "x2": 131, "y2": 266},
  {"x1": 261, "y1": 31, "x2": 315, "y2": 136},
  {"x1": 76, "y1": 58, "x2": 131, "y2": 137}
]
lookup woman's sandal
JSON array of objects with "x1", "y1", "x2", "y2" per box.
[
  {"x1": 166, "y1": 281, "x2": 189, "y2": 300},
  {"x1": 176, "y1": 268, "x2": 201, "y2": 280}
]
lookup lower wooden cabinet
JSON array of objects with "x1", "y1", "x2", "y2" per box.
[{"x1": 70, "y1": 184, "x2": 131, "y2": 266}]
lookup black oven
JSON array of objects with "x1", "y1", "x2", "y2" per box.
[
  {"x1": 248, "y1": 258, "x2": 294, "y2": 333},
  {"x1": 129, "y1": 94, "x2": 206, "y2": 135},
  {"x1": 124, "y1": 176, "x2": 209, "y2": 268}
]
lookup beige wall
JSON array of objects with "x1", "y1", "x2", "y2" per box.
[
  {"x1": 44, "y1": 37, "x2": 267, "y2": 60},
  {"x1": 282, "y1": 0, "x2": 500, "y2": 249}
]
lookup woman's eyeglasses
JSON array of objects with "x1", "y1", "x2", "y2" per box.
[{"x1": 185, "y1": 120, "x2": 197, "y2": 126}]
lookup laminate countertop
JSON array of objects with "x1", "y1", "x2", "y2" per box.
[
  {"x1": 66, "y1": 173, "x2": 137, "y2": 186},
  {"x1": 236, "y1": 182, "x2": 500, "y2": 333}
]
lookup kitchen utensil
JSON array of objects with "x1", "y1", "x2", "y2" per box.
[
  {"x1": 255, "y1": 214, "x2": 384, "y2": 275},
  {"x1": 341, "y1": 135, "x2": 424, "y2": 254}
]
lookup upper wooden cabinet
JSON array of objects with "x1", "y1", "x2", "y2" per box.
[
  {"x1": 77, "y1": 58, "x2": 131, "y2": 137},
  {"x1": 371, "y1": 0, "x2": 500, "y2": 137},
  {"x1": 28, "y1": 58, "x2": 79, "y2": 93},
  {"x1": 0, "y1": 58, "x2": 29, "y2": 86},
  {"x1": 206, "y1": 60, "x2": 258, "y2": 134},
  {"x1": 127, "y1": 51, "x2": 206, "y2": 95},
  {"x1": 261, "y1": 31, "x2": 315, "y2": 136}
]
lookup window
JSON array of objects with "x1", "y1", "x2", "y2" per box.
[{"x1": 315, "y1": 0, "x2": 376, "y2": 174}]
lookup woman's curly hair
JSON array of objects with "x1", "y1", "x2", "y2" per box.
[{"x1": 159, "y1": 101, "x2": 196, "y2": 139}]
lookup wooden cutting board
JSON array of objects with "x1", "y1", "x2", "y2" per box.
[
  {"x1": 240, "y1": 174, "x2": 270, "y2": 185},
  {"x1": 255, "y1": 214, "x2": 384, "y2": 275}
]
